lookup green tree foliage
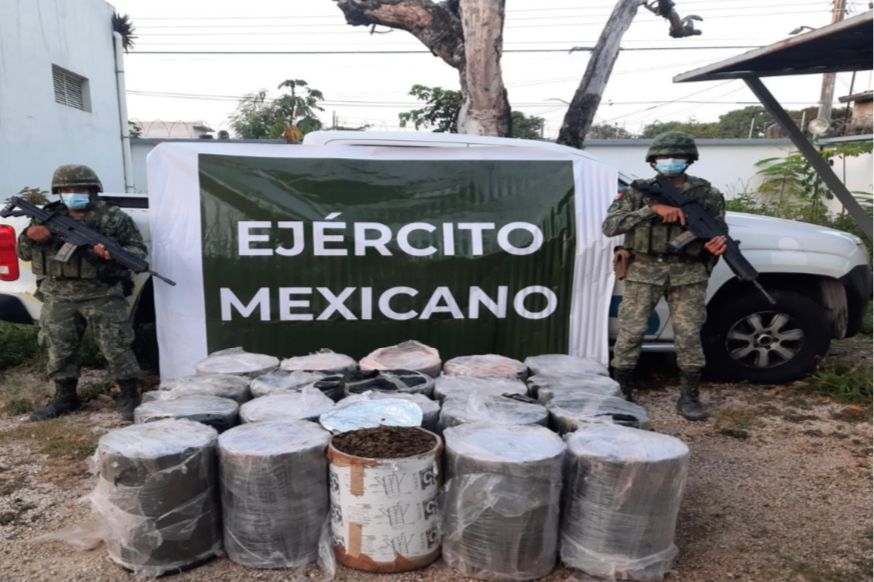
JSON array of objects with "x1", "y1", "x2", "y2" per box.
[
  {"x1": 727, "y1": 141, "x2": 873, "y2": 248},
  {"x1": 510, "y1": 111, "x2": 545, "y2": 139},
  {"x1": 230, "y1": 79, "x2": 325, "y2": 139},
  {"x1": 399, "y1": 85, "x2": 462, "y2": 133},
  {"x1": 588, "y1": 123, "x2": 633, "y2": 139},
  {"x1": 399, "y1": 84, "x2": 544, "y2": 138},
  {"x1": 111, "y1": 12, "x2": 137, "y2": 52},
  {"x1": 638, "y1": 106, "x2": 853, "y2": 139}
]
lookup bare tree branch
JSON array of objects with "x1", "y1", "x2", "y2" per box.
[
  {"x1": 334, "y1": 0, "x2": 465, "y2": 68},
  {"x1": 643, "y1": 0, "x2": 703, "y2": 38},
  {"x1": 557, "y1": 0, "x2": 644, "y2": 149}
]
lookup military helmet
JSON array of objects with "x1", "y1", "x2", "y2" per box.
[
  {"x1": 51, "y1": 164, "x2": 103, "y2": 194},
  {"x1": 645, "y1": 131, "x2": 699, "y2": 162}
]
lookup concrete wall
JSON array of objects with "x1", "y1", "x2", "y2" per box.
[
  {"x1": 0, "y1": 0, "x2": 124, "y2": 195},
  {"x1": 131, "y1": 137, "x2": 872, "y2": 211}
]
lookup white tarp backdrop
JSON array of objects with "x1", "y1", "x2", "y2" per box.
[{"x1": 147, "y1": 143, "x2": 617, "y2": 379}]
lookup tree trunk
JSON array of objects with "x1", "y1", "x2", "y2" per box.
[
  {"x1": 557, "y1": 0, "x2": 642, "y2": 148},
  {"x1": 456, "y1": 0, "x2": 511, "y2": 136}
]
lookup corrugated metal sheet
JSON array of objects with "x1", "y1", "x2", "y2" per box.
[{"x1": 675, "y1": 10, "x2": 872, "y2": 82}]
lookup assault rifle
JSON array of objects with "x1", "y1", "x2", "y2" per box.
[
  {"x1": 632, "y1": 176, "x2": 775, "y2": 304},
  {"x1": 0, "y1": 196, "x2": 176, "y2": 286}
]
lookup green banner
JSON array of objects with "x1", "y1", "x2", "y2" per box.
[{"x1": 199, "y1": 154, "x2": 576, "y2": 361}]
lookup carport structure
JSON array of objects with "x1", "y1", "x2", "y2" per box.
[{"x1": 674, "y1": 10, "x2": 873, "y2": 239}]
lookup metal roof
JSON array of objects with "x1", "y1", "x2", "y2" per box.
[{"x1": 674, "y1": 10, "x2": 873, "y2": 83}]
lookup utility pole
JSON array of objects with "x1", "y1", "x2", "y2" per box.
[{"x1": 816, "y1": 0, "x2": 846, "y2": 124}]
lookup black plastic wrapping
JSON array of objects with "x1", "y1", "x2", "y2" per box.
[
  {"x1": 134, "y1": 395, "x2": 240, "y2": 432},
  {"x1": 523, "y1": 354, "x2": 609, "y2": 377},
  {"x1": 561, "y1": 425, "x2": 689, "y2": 581},
  {"x1": 218, "y1": 420, "x2": 331, "y2": 569},
  {"x1": 152, "y1": 373, "x2": 252, "y2": 403},
  {"x1": 527, "y1": 374, "x2": 621, "y2": 402},
  {"x1": 547, "y1": 394, "x2": 651, "y2": 433},
  {"x1": 442, "y1": 423, "x2": 566, "y2": 580},
  {"x1": 89, "y1": 419, "x2": 221, "y2": 578}
]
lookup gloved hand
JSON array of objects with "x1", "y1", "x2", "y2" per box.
[{"x1": 26, "y1": 225, "x2": 51, "y2": 243}]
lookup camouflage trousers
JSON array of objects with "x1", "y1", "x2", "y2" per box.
[
  {"x1": 611, "y1": 279, "x2": 708, "y2": 372},
  {"x1": 39, "y1": 295, "x2": 140, "y2": 382}
]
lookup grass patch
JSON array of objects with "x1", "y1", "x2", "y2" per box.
[
  {"x1": 0, "y1": 418, "x2": 98, "y2": 463},
  {"x1": 804, "y1": 361, "x2": 873, "y2": 405}
]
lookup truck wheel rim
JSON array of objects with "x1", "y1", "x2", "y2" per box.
[{"x1": 725, "y1": 311, "x2": 804, "y2": 369}]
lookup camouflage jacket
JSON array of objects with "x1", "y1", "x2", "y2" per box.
[
  {"x1": 17, "y1": 201, "x2": 147, "y2": 301},
  {"x1": 601, "y1": 175, "x2": 727, "y2": 286}
]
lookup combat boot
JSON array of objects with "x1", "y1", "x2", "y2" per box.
[
  {"x1": 613, "y1": 367, "x2": 636, "y2": 402},
  {"x1": 117, "y1": 379, "x2": 141, "y2": 422},
  {"x1": 30, "y1": 379, "x2": 81, "y2": 421},
  {"x1": 677, "y1": 370, "x2": 708, "y2": 421}
]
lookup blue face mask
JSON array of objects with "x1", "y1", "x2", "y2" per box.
[
  {"x1": 60, "y1": 193, "x2": 91, "y2": 210},
  {"x1": 654, "y1": 158, "x2": 689, "y2": 176}
]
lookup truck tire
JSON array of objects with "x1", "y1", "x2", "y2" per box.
[{"x1": 703, "y1": 290, "x2": 831, "y2": 384}]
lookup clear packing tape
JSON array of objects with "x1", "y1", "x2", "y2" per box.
[
  {"x1": 439, "y1": 393, "x2": 548, "y2": 431},
  {"x1": 561, "y1": 424, "x2": 689, "y2": 582},
  {"x1": 523, "y1": 354, "x2": 609, "y2": 377}
]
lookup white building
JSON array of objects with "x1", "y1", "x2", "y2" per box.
[{"x1": 0, "y1": 0, "x2": 130, "y2": 195}]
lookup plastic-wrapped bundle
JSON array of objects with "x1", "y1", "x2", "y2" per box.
[
  {"x1": 561, "y1": 425, "x2": 689, "y2": 581},
  {"x1": 359, "y1": 340, "x2": 442, "y2": 377},
  {"x1": 442, "y1": 423, "x2": 566, "y2": 580},
  {"x1": 443, "y1": 354, "x2": 528, "y2": 380},
  {"x1": 439, "y1": 394, "x2": 548, "y2": 431},
  {"x1": 154, "y1": 374, "x2": 252, "y2": 403},
  {"x1": 240, "y1": 388, "x2": 334, "y2": 423},
  {"x1": 195, "y1": 347, "x2": 279, "y2": 378},
  {"x1": 341, "y1": 392, "x2": 441, "y2": 433},
  {"x1": 134, "y1": 395, "x2": 240, "y2": 432},
  {"x1": 89, "y1": 419, "x2": 221, "y2": 577},
  {"x1": 523, "y1": 354, "x2": 609, "y2": 377},
  {"x1": 319, "y1": 397, "x2": 423, "y2": 433},
  {"x1": 433, "y1": 376, "x2": 527, "y2": 403},
  {"x1": 343, "y1": 369, "x2": 435, "y2": 398},
  {"x1": 547, "y1": 394, "x2": 650, "y2": 433},
  {"x1": 218, "y1": 420, "x2": 331, "y2": 568},
  {"x1": 280, "y1": 349, "x2": 357, "y2": 374},
  {"x1": 528, "y1": 374, "x2": 621, "y2": 403},
  {"x1": 250, "y1": 370, "x2": 326, "y2": 398}
]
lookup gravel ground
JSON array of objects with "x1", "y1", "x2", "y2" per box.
[{"x1": 0, "y1": 345, "x2": 870, "y2": 582}]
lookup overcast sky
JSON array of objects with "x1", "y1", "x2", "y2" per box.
[{"x1": 108, "y1": 0, "x2": 872, "y2": 138}]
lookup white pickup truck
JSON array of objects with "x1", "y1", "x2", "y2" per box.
[{"x1": 1, "y1": 131, "x2": 870, "y2": 383}]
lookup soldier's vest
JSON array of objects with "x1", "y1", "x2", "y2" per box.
[
  {"x1": 625, "y1": 179, "x2": 716, "y2": 259},
  {"x1": 30, "y1": 202, "x2": 128, "y2": 281}
]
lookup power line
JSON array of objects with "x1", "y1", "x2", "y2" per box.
[{"x1": 127, "y1": 45, "x2": 760, "y2": 55}]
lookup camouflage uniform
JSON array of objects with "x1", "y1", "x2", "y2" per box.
[
  {"x1": 602, "y1": 175, "x2": 726, "y2": 372},
  {"x1": 17, "y1": 201, "x2": 146, "y2": 382}
]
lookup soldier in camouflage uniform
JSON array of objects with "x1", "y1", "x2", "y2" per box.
[
  {"x1": 602, "y1": 132, "x2": 727, "y2": 421},
  {"x1": 17, "y1": 165, "x2": 146, "y2": 421}
]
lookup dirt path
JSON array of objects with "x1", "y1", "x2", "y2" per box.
[{"x1": 0, "y1": 339, "x2": 870, "y2": 582}]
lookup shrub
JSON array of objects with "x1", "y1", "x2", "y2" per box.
[{"x1": 0, "y1": 322, "x2": 41, "y2": 370}]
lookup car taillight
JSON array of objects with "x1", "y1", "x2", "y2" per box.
[{"x1": 0, "y1": 225, "x2": 20, "y2": 281}]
